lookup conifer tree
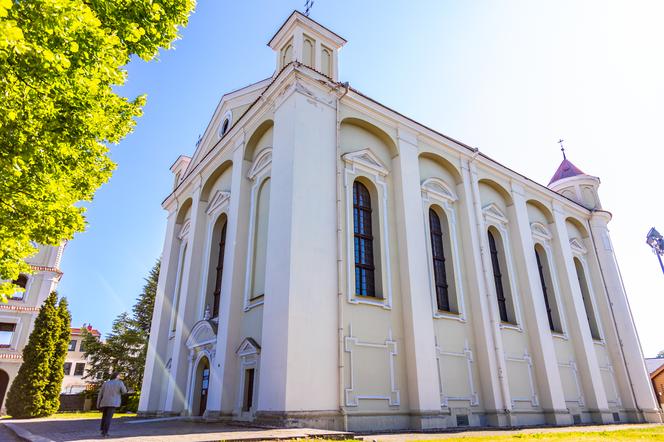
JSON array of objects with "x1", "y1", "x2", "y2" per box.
[
  {"x1": 6, "y1": 292, "x2": 60, "y2": 418},
  {"x1": 44, "y1": 298, "x2": 71, "y2": 414},
  {"x1": 83, "y1": 260, "x2": 160, "y2": 392}
]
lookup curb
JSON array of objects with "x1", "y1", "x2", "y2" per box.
[{"x1": 2, "y1": 422, "x2": 55, "y2": 442}]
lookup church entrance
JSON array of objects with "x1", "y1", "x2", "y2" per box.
[
  {"x1": 0, "y1": 370, "x2": 9, "y2": 411},
  {"x1": 196, "y1": 357, "x2": 210, "y2": 416}
]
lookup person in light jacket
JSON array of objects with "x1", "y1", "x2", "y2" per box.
[{"x1": 97, "y1": 372, "x2": 127, "y2": 437}]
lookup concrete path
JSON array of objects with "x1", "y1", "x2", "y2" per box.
[
  {"x1": 0, "y1": 422, "x2": 21, "y2": 441},
  {"x1": 1, "y1": 416, "x2": 352, "y2": 442}
]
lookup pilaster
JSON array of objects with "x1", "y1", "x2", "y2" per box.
[
  {"x1": 509, "y1": 185, "x2": 570, "y2": 425},
  {"x1": 139, "y1": 208, "x2": 178, "y2": 414},
  {"x1": 459, "y1": 159, "x2": 510, "y2": 426},
  {"x1": 206, "y1": 138, "x2": 252, "y2": 416},
  {"x1": 392, "y1": 128, "x2": 444, "y2": 429},
  {"x1": 165, "y1": 184, "x2": 207, "y2": 414},
  {"x1": 588, "y1": 211, "x2": 662, "y2": 423},
  {"x1": 550, "y1": 204, "x2": 611, "y2": 423},
  {"x1": 256, "y1": 79, "x2": 338, "y2": 415}
]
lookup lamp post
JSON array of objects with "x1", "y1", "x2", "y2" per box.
[{"x1": 646, "y1": 227, "x2": 664, "y2": 275}]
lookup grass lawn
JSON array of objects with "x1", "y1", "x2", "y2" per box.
[
  {"x1": 49, "y1": 411, "x2": 137, "y2": 419},
  {"x1": 361, "y1": 426, "x2": 664, "y2": 441}
]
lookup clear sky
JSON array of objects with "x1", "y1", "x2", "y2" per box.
[{"x1": 57, "y1": 0, "x2": 664, "y2": 357}]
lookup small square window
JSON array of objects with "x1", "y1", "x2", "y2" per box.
[
  {"x1": 63, "y1": 362, "x2": 72, "y2": 375},
  {"x1": 68, "y1": 340, "x2": 77, "y2": 352},
  {"x1": 0, "y1": 323, "x2": 16, "y2": 348},
  {"x1": 74, "y1": 363, "x2": 85, "y2": 376}
]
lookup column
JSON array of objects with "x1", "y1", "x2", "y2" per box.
[
  {"x1": 588, "y1": 211, "x2": 662, "y2": 423},
  {"x1": 139, "y1": 208, "x2": 178, "y2": 414},
  {"x1": 256, "y1": 79, "x2": 339, "y2": 425},
  {"x1": 550, "y1": 203, "x2": 611, "y2": 423},
  {"x1": 509, "y1": 184, "x2": 570, "y2": 425},
  {"x1": 206, "y1": 138, "x2": 252, "y2": 417},
  {"x1": 392, "y1": 129, "x2": 443, "y2": 429},
  {"x1": 456, "y1": 160, "x2": 509, "y2": 426},
  {"x1": 164, "y1": 184, "x2": 207, "y2": 414},
  {"x1": 465, "y1": 161, "x2": 512, "y2": 426}
]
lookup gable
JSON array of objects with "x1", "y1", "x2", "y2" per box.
[{"x1": 185, "y1": 78, "x2": 271, "y2": 175}]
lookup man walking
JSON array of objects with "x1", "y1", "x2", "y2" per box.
[{"x1": 97, "y1": 372, "x2": 127, "y2": 437}]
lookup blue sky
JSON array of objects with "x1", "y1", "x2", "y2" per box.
[{"x1": 57, "y1": 0, "x2": 664, "y2": 356}]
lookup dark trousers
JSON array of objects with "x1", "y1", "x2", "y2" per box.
[{"x1": 100, "y1": 407, "x2": 116, "y2": 435}]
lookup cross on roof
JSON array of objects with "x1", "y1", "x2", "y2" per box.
[
  {"x1": 304, "y1": 0, "x2": 314, "y2": 16},
  {"x1": 557, "y1": 139, "x2": 566, "y2": 160}
]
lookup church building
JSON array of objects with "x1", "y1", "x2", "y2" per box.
[{"x1": 138, "y1": 11, "x2": 662, "y2": 431}]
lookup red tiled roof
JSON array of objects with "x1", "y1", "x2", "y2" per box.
[
  {"x1": 71, "y1": 327, "x2": 101, "y2": 337},
  {"x1": 549, "y1": 158, "x2": 585, "y2": 186}
]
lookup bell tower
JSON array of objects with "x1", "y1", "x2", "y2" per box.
[
  {"x1": 547, "y1": 152, "x2": 602, "y2": 210},
  {"x1": 268, "y1": 11, "x2": 346, "y2": 81}
]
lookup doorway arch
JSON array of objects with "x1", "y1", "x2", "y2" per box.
[{"x1": 193, "y1": 356, "x2": 210, "y2": 416}]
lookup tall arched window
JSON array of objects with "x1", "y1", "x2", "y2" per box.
[
  {"x1": 574, "y1": 257, "x2": 600, "y2": 340},
  {"x1": 211, "y1": 222, "x2": 227, "y2": 318},
  {"x1": 171, "y1": 243, "x2": 188, "y2": 332},
  {"x1": 487, "y1": 229, "x2": 515, "y2": 324},
  {"x1": 11, "y1": 274, "x2": 28, "y2": 300},
  {"x1": 353, "y1": 181, "x2": 376, "y2": 297},
  {"x1": 303, "y1": 37, "x2": 314, "y2": 67},
  {"x1": 429, "y1": 209, "x2": 450, "y2": 311},
  {"x1": 251, "y1": 178, "x2": 270, "y2": 300},
  {"x1": 321, "y1": 47, "x2": 332, "y2": 77},
  {"x1": 535, "y1": 247, "x2": 557, "y2": 331}
]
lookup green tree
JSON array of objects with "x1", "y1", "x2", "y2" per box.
[
  {"x1": 44, "y1": 297, "x2": 71, "y2": 413},
  {"x1": 5, "y1": 292, "x2": 65, "y2": 417},
  {"x1": 0, "y1": 0, "x2": 194, "y2": 299},
  {"x1": 83, "y1": 260, "x2": 159, "y2": 392}
]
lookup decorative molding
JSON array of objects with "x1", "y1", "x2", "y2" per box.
[
  {"x1": 343, "y1": 155, "x2": 393, "y2": 310},
  {"x1": 247, "y1": 147, "x2": 273, "y2": 181},
  {"x1": 236, "y1": 337, "x2": 261, "y2": 357},
  {"x1": 530, "y1": 222, "x2": 553, "y2": 242},
  {"x1": 185, "y1": 320, "x2": 217, "y2": 350},
  {"x1": 436, "y1": 340, "x2": 478, "y2": 407},
  {"x1": 569, "y1": 237, "x2": 588, "y2": 255},
  {"x1": 28, "y1": 265, "x2": 63, "y2": 275},
  {"x1": 505, "y1": 350, "x2": 539, "y2": 407},
  {"x1": 342, "y1": 148, "x2": 389, "y2": 177},
  {"x1": 206, "y1": 190, "x2": 231, "y2": 216},
  {"x1": 344, "y1": 328, "x2": 399, "y2": 407},
  {"x1": 0, "y1": 353, "x2": 21, "y2": 360},
  {"x1": 600, "y1": 364, "x2": 622, "y2": 407},
  {"x1": 0, "y1": 305, "x2": 39, "y2": 313},
  {"x1": 558, "y1": 360, "x2": 585, "y2": 406},
  {"x1": 178, "y1": 219, "x2": 191, "y2": 240},
  {"x1": 482, "y1": 203, "x2": 509, "y2": 225},
  {"x1": 421, "y1": 177, "x2": 457, "y2": 203}
]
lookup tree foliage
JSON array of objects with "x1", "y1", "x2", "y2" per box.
[
  {"x1": 0, "y1": 0, "x2": 194, "y2": 299},
  {"x1": 83, "y1": 260, "x2": 159, "y2": 392},
  {"x1": 6, "y1": 292, "x2": 71, "y2": 418}
]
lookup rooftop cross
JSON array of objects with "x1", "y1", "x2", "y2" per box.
[
  {"x1": 304, "y1": 0, "x2": 314, "y2": 16},
  {"x1": 557, "y1": 138, "x2": 566, "y2": 160}
]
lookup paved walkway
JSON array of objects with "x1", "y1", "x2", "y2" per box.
[{"x1": 1, "y1": 416, "x2": 352, "y2": 441}]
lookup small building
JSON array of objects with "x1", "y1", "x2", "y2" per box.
[
  {"x1": 62, "y1": 325, "x2": 101, "y2": 394},
  {"x1": 0, "y1": 244, "x2": 65, "y2": 413},
  {"x1": 645, "y1": 358, "x2": 664, "y2": 409}
]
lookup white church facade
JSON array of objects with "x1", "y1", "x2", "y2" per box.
[{"x1": 138, "y1": 11, "x2": 662, "y2": 431}]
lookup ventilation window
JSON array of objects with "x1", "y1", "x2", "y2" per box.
[
  {"x1": 573, "y1": 414, "x2": 582, "y2": 425},
  {"x1": 456, "y1": 414, "x2": 469, "y2": 426},
  {"x1": 613, "y1": 412, "x2": 620, "y2": 422}
]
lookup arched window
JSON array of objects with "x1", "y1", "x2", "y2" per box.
[
  {"x1": 303, "y1": 37, "x2": 314, "y2": 67},
  {"x1": 251, "y1": 178, "x2": 270, "y2": 300},
  {"x1": 487, "y1": 229, "x2": 515, "y2": 324},
  {"x1": 535, "y1": 246, "x2": 562, "y2": 332},
  {"x1": 353, "y1": 181, "x2": 376, "y2": 297},
  {"x1": 221, "y1": 119, "x2": 229, "y2": 136},
  {"x1": 211, "y1": 222, "x2": 227, "y2": 318},
  {"x1": 429, "y1": 209, "x2": 450, "y2": 311},
  {"x1": 574, "y1": 257, "x2": 600, "y2": 340},
  {"x1": 11, "y1": 274, "x2": 28, "y2": 300},
  {"x1": 281, "y1": 42, "x2": 293, "y2": 68},
  {"x1": 321, "y1": 47, "x2": 332, "y2": 77}
]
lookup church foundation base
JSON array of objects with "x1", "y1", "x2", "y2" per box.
[
  {"x1": 254, "y1": 410, "x2": 344, "y2": 431},
  {"x1": 543, "y1": 409, "x2": 573, "y2": 426}
]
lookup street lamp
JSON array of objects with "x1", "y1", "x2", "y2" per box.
[{"x1": 646, "y1": 227, "x2": 664, "y2": 275}]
